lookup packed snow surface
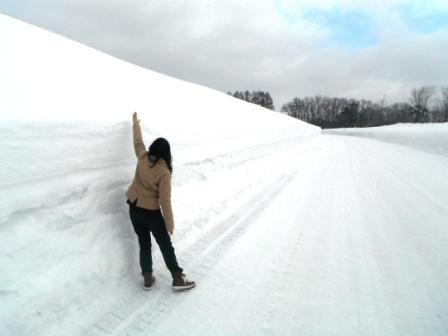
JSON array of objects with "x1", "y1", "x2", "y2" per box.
[{"x1": 1, "y1": 14, "x2": 448, "y2": 336}]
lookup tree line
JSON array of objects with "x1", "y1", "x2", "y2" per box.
[
  {"x1": 280, "y1": 86, "x2": 448, "y2": 128},
  {"x1": 229, "y1": 87, "x2": 448, "y2": 128},
  {"x1": 227, "y1": 90, "x2": 275, "y2": 110}
]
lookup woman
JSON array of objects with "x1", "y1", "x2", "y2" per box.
[{"x1": 126, "y1": 112, "x2": 195, "y2": 291}]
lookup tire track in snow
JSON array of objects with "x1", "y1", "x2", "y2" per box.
[{"x1": 84, "y1": 163, "x2": 305, "y2": 336}]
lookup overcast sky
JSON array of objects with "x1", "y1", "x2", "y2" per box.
[{"x1": 1, "y1": 0, "x2": 448, "y2": 109}]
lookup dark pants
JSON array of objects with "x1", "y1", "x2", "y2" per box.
[{"x1": 128, "y1": 202, "x2": 183, "y2": 275}]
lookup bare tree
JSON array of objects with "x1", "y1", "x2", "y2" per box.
[
  {"x1": 410, "y1": 86, "x2": 435, "y2": 122},
  {"x1": 442, "y1": 87, "x2": 448, "y2": 122}
]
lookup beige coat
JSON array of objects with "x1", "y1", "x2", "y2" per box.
[{"x1": 126, "y1": 122, "x2": 174, "y2": 231}]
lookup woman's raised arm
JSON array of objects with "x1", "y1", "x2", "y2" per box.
[{"x1": 132, "y1": 112, "x2": 146, "y2": 158}]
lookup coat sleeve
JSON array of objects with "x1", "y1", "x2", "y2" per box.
[
  {"x1": 159, "y1": 171, "x2": 174, "y2": 232},
  {"x1": 133, "y1": 122, "x2": 146, "y2": 158}
]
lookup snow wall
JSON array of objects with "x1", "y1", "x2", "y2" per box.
[
  {"x1": 0, "y1": 12, "x2": 319, "y2": 218},
  {"x1": 324, "y1": 123, "x2": 448, "y2": 157}
]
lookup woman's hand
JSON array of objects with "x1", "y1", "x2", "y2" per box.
[{"x1": 133, "y1": 112, "x2": 140, "y2": 124}]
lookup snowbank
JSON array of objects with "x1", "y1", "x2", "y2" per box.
[
  {"x1": 0, "y1": 14, "x2": 319, "y2": 335},
  {"x1": 324, "y1": 123, "x2": 448, "y2": 157},
  {"x1": 0, "y1": 14, "x2": 316, "y2": 135}
]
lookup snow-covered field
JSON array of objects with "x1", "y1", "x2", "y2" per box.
[
  {"x1": 1, "y1": 14, "x2": 448, "y2": 336},
  {"x1": 324, "y1": 123, "x2": 448, "y2": 157}
]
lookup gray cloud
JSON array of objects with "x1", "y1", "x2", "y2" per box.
[{"x1": 1, "y1": 0, "x2": 447, "y2": 109}]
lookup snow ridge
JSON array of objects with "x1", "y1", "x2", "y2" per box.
[{"x1": 324, "y1": 123, "x2": 448, "y2": 157}]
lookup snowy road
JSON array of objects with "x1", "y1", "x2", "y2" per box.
[
  {"x1": 2, "y1": 133, "x2": 448, "y2": 336},
  {"x1": 91, "y1": 135, "x2": 447, "y2": 336}
]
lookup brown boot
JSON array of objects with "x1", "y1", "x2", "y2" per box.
[
  {"x1": 172, "y1": 271, "x2": 195, "y2": 291},
  {"x1": 143, "y1": 272, "x2": 155, "y2": 290}
]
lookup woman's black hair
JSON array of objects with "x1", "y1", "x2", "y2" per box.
[{"x1": 148, "y1": 137, "x2": 173, "y2": 173}]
